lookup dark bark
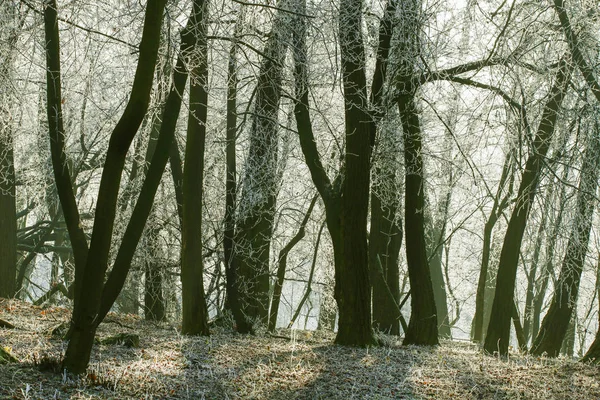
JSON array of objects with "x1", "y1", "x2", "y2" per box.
[
  {"x1": 43, "y1": 0, "x2": 89, "y2": 309},
  {"x1": 144, "y1": 223, "x2": 165, "y2": 321},
  {"x1": 0, "y1": 104, "x2": 16, "y2": 299},
  {"x1": 181, "y1": 0, "x2": 210, "y2": 336},
  {"x1": 269, "y1": 195, "x2": 317, "y2": 332},
  {"x1": 425, "y1": 189, "x2": 451, "y2": 339},
  {"x1": 61, "y1": 0, "x2": 168, "y2": 374},
  {"x1": 472, "y1": 149, "x2": 514, "y2": 343},
  {"x1": 369, "y1": 187, "x2": 403, "y2": 335},
  {"x1": 96, "y1": 2, "x2": 200, "y2": 326},
  {"x1": 223, "y1": 36, "x2": 252, "y2": 334},
  {"x1": 398, "y1": 90, "x2": 439, "y2": 346},
  {"x1": 368, "y1": 0, "x2": 402, "y2": 332},
  {"x1": 484, "y1": 58, "x2": 571, "y2": 356},
  {"x1": 531, "y1": 127, "x2": 600, "y2": 357},
  {"x1": 0, "y1": 6, "x2": 17, "y2": 297},
  {"x1": 531, "y1": 161, "x2": 570, "y2": 340},
  {"x1": 288, "y1": 219, "x2": 324, "y2": 329},
  {"x1": 233, "y1": 0, "x2": 291, "y2": 323},
  {"x1": 391, "y1": 0, "x2": 438, "y2": 346},
  {"x1": 334, "y1": 0, "x2": 376, "y2": 347}
]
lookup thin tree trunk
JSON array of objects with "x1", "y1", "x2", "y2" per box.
[
  {"x1": 288, "y1": 220, "x2": 324, "y2": 329},
  {"x1": 61, "y1": 0, "x2": 169, "y2": 374},
  {"x1": 0, "y1": 2, "x2": 22, "y2": 299},
  {"x1": 269, "y1": 195, "x2": 317, "y2": 332},
  {"x1": 43, "y1": 0, "x2": 90, "y2": 313},
  {"x1": 472, "y1": 149, "x2": 514, "y2": 343}
]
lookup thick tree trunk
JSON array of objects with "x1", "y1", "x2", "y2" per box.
[
  {"x1": 368, "y1": 0, "x2": 401, "y2": 337},
  {"x1": 484, "y1": 59, "x2": 571, "y2": 356},
  {"x1": 0, "y1": 97, "x2": 16, "y2": 299},
  {"x1": 233, "y1": 0, "x2": 291, "y2": 323},
  {"x1": 398, "y1": 90, "x2": 439, "y2": 346},
  {"x1": 531, "y1": 127, "x2": 600, "y2": 357},
  {"x1": 369, "y1": 189, "x2": 402, "y2": 335},
  {"x1": 334, "y1": 0, "x2": 376, "y2": 347},
  {"x1": 181, "y1": 0, "x2": 210, "y2": 335},
  {"x1": 223, "y1": 36, "x2": 252, "y2": 334}
]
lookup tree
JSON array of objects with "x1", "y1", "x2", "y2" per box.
[
  {"x1": 531, "y1": 118, "x2": 600, "y2": 356},
  {"x1": 53, "y1": 0, "x2": 219, "y2": 373},
  {"x1": 368, "y1": 0, "x2": 403, "y2": 336},
  {"x1": 181, "y1": 0, "x2": 210, "y2": 335},
  {"x1": 394, "y1": 0, "x2": 439, "y2": 346},
  {"x1": 0, "y1": 1, "x2": 24, "y2": 298},
  {"x1": 484, "y1": 58, "x2": 572, "y2": 356},
  {"x1": 233, "y1": 0, "x2": 292, "y2": 323},
  {"x1": 472, "y1": 149, "x2": 515, "y2": 343},
  {"x1": 223, "y1": 24, "x2": 252, "y2": 333}
]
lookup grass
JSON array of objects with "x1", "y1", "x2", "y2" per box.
[{"x1": 0, "y1": 298, "x2": 598, "y2": 399}]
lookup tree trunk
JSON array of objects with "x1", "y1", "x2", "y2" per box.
[
  {"x1": 0, "y1": 2, "x2": 20, "y2": 299},
  {"x1": 144, "y1": 222, "x2": 165, "y2": 321},
  {"x1": 398, "y1": 90, "x2": 439, "y2": 346},
  {"x1": 531, "y1": 125, "x2": 600, "y2": 357},
  {"x1": 43, "y1": 0, "x2": 90, "y2": 313},
  {"x1": 269, "y1": 195, "x2": 317, "y2": 332},
  {"x1": 531, "y1": 162, "x2": 570, "y2": 340},
  {"x1": 484, "y1": 58, "x2": 571, "y2": 356},
  {"x1": 522, "y1": 191, "x2": 551, "y2": 343},
  {"x1": 425, "y1": 188, "x2": 451, "y2": 339},
  {"x1": 369, "y1": 187, "x2": 402, "y2": 335},
  {"x1": 0, "y1": 84, "x2": 16, "y2": 299},
  {"x1": 223, "y1": 34, "x2": 252, "y2": 334},
  {"x1": 233, "y1": 0, "x2": 291, "y2": 323},
  {"x1": 334, "y1": 0, "x2": 376, "y2": 347},
  {"x1": 60, "y1": 0, "x2": 170, "y2": 374},
  {"x1": 472, "y1": 149, "x2": 514, "y2": 343},
  {"x1": 181, "y1": 0, "x2": 210, "y2": 335},
  {"x1": 368, "y1": 0, "x2": 401, "y2": 337}
]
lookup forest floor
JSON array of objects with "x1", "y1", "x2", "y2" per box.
[{"x1": 0, "y1": 298, "x2": 599, "y2": 399}]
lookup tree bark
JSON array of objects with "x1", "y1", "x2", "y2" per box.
[
  {"x1": 484, "y1": 58, "x2": 571, "y2": 356},
  {"x1": 334, "y1": 0, "x2": 377, "y2": 347},
  {"x1": 398, "y1": 90, "x2": 439, "y2": 346},
  {"x1": 223, "y1": 34, "x2": 252, "y2": 334},
  {"x1": 60, "y1": 0, "x2": 168, "y2": 374},
  {"x1": 531, "y1": 125, "x2": 600, "y2": 357},
  {"x1": 368, "y1": 0, "x2": 402, "y2": 337},
  {"x1": 233, "y1": 0, "x2": 291, "y2": 323},
  {"x1": 181, "y1": 0, "x2": 210, "y2": 335},
  {"x1": 473, "y1": 150, "x2": 514, "y2": 343},
  {"x1": 269, "y1": 195, "x2": 317, "y2": 332},
  {"x1": 43, "y1": 0, "x2": 90, "y2": 310}
]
